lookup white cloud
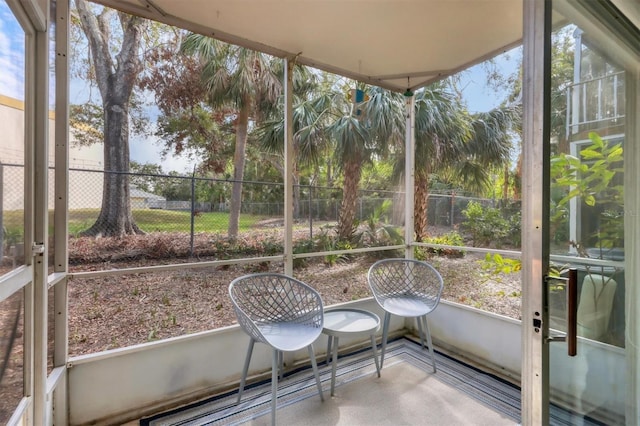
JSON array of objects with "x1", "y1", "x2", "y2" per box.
[{"x1": 130, "y1": 132, "x2": 192, "y2": 174}]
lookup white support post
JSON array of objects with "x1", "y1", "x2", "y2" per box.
[
  {"x1": 571, "y1": 28, "x2": 583, "y2": 136},
  {"x1": 283, "y1": 58, "x2": 294, "y2": 276},
  {"x1": 625, "y1": 69, "x2": 640, "y2": 426},
  {"x1": 33, "y1": 19, "x2": 50, "y2": 426},
  {"x1": 521, "y1": 0, "x2": 551, "y2": 424},
  {"x1": 23, "y1": 11, "x2": 36, "y2": 424},
  {"x1": 404, "y1": 93, "x2": 415, "y2": 260},
  {"x1": 53, "y1": 0, "x2": 70, "y2": 424}
]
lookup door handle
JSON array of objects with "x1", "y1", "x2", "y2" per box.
[
  {"x1": 545, "y1": 268, "x2": 578, "y2": 357},
  {"x1": 566, "y1": 268, "x2": 577, "y2": 356}
]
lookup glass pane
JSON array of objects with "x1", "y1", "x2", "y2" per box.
[
  {"x1": 0, "y1": 289, "x2": 25, "y2": 423},
  {"x1": 47, "y1": 0, "x2": 57, "y2": 372},
  {"x1": 547, "y1": 5, "x2": 634, "y2": 424},
  {"x1": 0, "y1": 2, "x2": 28, "y2": 422},
  {"x1": 48, "y1": 284, "x2": 55, "y2": 374},
  {"x1": 0, "y1": 0, "x2": 26, "y2": 276}
]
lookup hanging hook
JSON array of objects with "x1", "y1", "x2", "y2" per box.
[{"x1": 404, "y1": 77, "x2": 414, "y2": 97}]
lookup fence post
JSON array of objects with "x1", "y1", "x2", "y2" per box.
[
  {"x1": 450, "y1": 192, "x2": 455, "y2": 226},
  {"x1": 190, "y1": 168, "x2": 195, "y2": 257}
]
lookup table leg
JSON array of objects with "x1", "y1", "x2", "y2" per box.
[
  {"x1": 326, "y1": 336, "x2": 333, "y2": 365},
  {"x1": 370, "y1": 334, "x2": 381, "y2": 377},
  {"x1": 330, "y1": 336, "x2": 339, "y2": 396}
]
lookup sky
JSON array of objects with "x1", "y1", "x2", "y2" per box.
[
  {"x1": 70, "y1": 78, "x2": 193, "y2": 173},
  {"x1": 1, "y1": 1, "x2": 520, "y2": 174},
  {"x1": 458, "y1": 49, "x2": 521, "y2": 113},
  {"x1": 0, "y1": 1, "x2": 25, "y2": 100}
]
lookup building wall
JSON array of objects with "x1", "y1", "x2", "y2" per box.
[{"x1": 0, "y1": 95, "x2": 104, "y2": 211}]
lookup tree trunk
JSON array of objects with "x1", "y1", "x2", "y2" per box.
[
  {"x1": 291, "y1": 146, "x2": 300, "y2": 219},
  {"x1": 228, "y1": 105, "x2": 250, "y2": 238},
  {"x1": 82, "y1": 101, "x2": 142, "y2": 237},
  {"x1": 502, "y1": 164, "x2": 510, "y2": 201},
  {"x1": 326, "y1": 159, "x2": 333, "y2": 187},
  {"x1": 514, "y1": 152, "x2": 523, "y2": 200},
  {"x1": 414, "y1": 172, "x2": 429, "y2": 242},
  {"x1": 264, "y1": 154, "x2": 301, "y2": 219},
  {"x1": 76, "y1": 0, "x2": 145, "y2": 237},
  {"x1": 337, "y1": 156, "x2": 362, "y2": 240},
  {"x1": 392, "y1": 183, "x2": 405, "y2": 226}
]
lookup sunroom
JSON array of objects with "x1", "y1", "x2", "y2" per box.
[{"x1": 1, "y1": 0, "x2": 639, "y2": 425}]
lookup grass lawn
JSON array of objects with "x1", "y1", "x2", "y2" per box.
[{"x1": 68, "y1": 208, "x2": 265, "y2": 235}]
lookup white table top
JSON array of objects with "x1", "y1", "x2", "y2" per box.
[{"x1": 322, "y1": 308, "x2": 380, "y2": 337}]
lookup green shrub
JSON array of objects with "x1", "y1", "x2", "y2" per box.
[
  {"x1": 550, "y1": 132, "x2": 624, "y2": 250},
  {"x1": 2, "y1": 226, "x2": 23, "y2": 254},
  {"x1": 506, "y1": 211, "x2": 522, "y2": 248},
  {"x1": 415, "y1": 231, "x2": 465, "y2": 259},
  {"x1": 293, "y1": 239, "x2": 315, "y2": 268},
  {"x1": 461, "y1": 201, "x2": 510, "y2": 248},
  {"x1": 481, "y1": 253, "x2": 521, "y2": 275}
]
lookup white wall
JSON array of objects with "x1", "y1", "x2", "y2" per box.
[{"x1": 66, "y1": 298, "x2": 626, "y2": 425}]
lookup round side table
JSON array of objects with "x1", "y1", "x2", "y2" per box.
[{"x1": 322, "y1": 308, "x2": 381, "y2": 396}]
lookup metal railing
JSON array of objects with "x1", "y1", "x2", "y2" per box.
[{"x1": 566, "y1": 71, "x2": 625, "y2": 139}]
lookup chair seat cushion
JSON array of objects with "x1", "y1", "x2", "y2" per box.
[
  {"x1": 382, "y1": 296, "x2": 432, "y2": 317},
  {"x1": 258, "y1": 322, "x2": 320, "y2": 351}
]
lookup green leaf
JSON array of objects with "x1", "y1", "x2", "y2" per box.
[
  {"x1": 589, "y1": 132, "x2": 604, "y2": 148},
  {"x1": 580, "y1": 148, "x2": 602, "y2": 159},
  {"x1": 608, "y1": 146, "x2": 623, "y2": 160}
]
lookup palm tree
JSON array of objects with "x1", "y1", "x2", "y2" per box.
[
  {"x1": 270, "y1": 77, "x2": 512, "y2": 246},
  {"x1": 253, "y1": 65, "x2": 323, "y2": 218},
  {"x1": 181, "y1": 34, "x2": 281, "y2": 238},
  {"x1": 411, "y1": 84, "x2": 472, "y2": 241},
  {"x1": 391, "y1": 81, "x2": 518, "y2": 241},
  {"x1": 328, "y1": 84, "x2": 404, "y2": 241},
  {"x1": 256, "y1": 76, "x2": 404, "y2": 242},
  {"x1": 303, "y1": 82, "x2": 404, "y2": 241}
]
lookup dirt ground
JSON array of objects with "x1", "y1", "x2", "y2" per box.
[{"x1": 65, "y1": 230, "x2": 521, "y2": 356}]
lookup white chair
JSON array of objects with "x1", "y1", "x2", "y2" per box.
[
  {"x1": 229, "y1": 273, "x2": 324, "y2": 425},
  {"x1": 368, "y1": 258, "x2": 444, "y2": 372}
]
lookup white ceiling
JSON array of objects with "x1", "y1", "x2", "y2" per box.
[{"x1": 101, "y1": 0, "x2": 523, "y2": 92}]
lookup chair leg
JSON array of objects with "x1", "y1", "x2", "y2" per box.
[
  {"x1": 307, "y1": 344, "x2": 325, "y2": 401},
  {"x1": 370, "y1": 334, "x2": 381, "y2": 378},
  {"x1": 330, "y1": 336, "x2": 339, "y2": 396},
  {"x1": 380, "y1": 312, "x2": 391, "y2": 370},
  {"x1": 416, "y1": 315, "x2": 427, "y2": 349},
  {"x1": 422, "y1": 315, "x2": 437, "y2": 373},
  {"x1": 237, "y1": 338, "x2": 255, "y2": 404},
  {"x1": 271, "y1": 349, "x2": 278, "y2": 426}
]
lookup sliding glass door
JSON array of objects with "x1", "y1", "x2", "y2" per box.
[{"x1": 545, "y1": 1, "x2": 639, "y2": 424}]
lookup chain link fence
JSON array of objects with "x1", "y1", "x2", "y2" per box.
[
  {"x1": 1, "y1": 165, "x2": 517, "y2": 247},
  {"x1": 0, "y1": 163, "x2": 25, "y2": 270},
  {"x1": 63, "y1": 169, "x2": 515, "y2": 237}
]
